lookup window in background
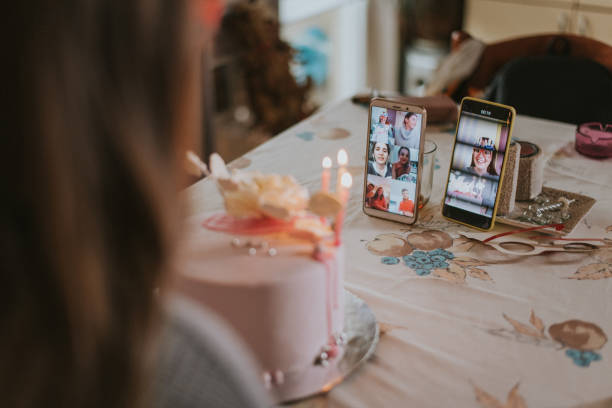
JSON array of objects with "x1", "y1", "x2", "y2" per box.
[
  {"x1": 400, "y1": 0, "x2": 464, "y2": 96},
  {"x1": 280, "y1": 0, "x2": 368, "y2": 105}
]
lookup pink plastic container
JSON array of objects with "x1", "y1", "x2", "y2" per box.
[{"x1": 575, "y1": 122, "x2": 612, "y2": 158}]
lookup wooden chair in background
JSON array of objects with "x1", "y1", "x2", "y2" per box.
[{"x1": 446, "y1": 31, "x2": 612, "y2": 124}]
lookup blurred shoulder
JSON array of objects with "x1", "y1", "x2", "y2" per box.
[{"x1": 151, "y1": 297, "x2": 270, "y2": 408}]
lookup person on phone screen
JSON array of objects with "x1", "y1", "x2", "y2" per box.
[
  {"x1": 371, "y1": 187, "x2": 389, "y2": 210},
  {"x1": 468, "y1": 147, "x2": 498, "y2": 177},
  {"x1": 365, "y1": 183, "x2": 376, "y2": 207},
  {"x1": 392, "y1": 146, "x2": 411, "y2": 180},
  {"x1": 398, "y1": 188, "x2": 414, "y2": 215},
  {"x1": 371, "y1": 110, "x2": 394, "y2": 144},
  {"x1": 394, "y1": 112, "x2": 420, "y2": 149},
  {"x1": 367, "y1": 142, "x2": 393, "y2": 178}
]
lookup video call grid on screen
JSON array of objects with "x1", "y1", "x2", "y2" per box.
[
  {"x1": 444, "y1": 111, "x2": 510, "y2": 218},
  {"x1": 365, "y1": 106, "x2": 422, "y2": 217}
]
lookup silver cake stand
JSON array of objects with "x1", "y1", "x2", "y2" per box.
[{"x1": 276, "y1": 290, "x2": 379, "y2": 405}]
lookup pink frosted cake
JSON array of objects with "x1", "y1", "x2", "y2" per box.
[{"x1": 176, "y1": 154, "x2": 351, "y2": 401}]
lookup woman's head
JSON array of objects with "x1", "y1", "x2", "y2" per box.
[
  {"x1": 366, "y1": 183, "x2": 376, "y2": 198},
  {"x1": 397, "y1": 146, "x2": 411, "y2": 165},
  {"x1": 404, "y1": 112, "x2": 418, "y2": 129},
  {"x1": 471, "y1": 148, "x2": 498, "y2": 175},
  {"x1": 372, "y1": 142, "x2": 390, "y2": 165},
  {"x1": 375, "y1": 186, "x2": 385, "y2": 197},
  {"x1": 2, "y1": 1, "x2": 208, "y2": 407}
]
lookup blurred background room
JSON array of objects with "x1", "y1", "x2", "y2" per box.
[{"x1": 202, "y1": 0, "x2": 611, "y2": 163}]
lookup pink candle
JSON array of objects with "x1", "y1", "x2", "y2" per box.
[
  {"x1": 334, "y1": 172, "x2": 353, "y2": 246},
  {"x1": 321, "y1": 156, "x2": 332, "y2": 192},
  {"x1": 336, "y1": 149, "x2": 348, "y2": 192}
]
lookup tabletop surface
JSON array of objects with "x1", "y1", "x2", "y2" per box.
[{"x1": 186, "y1": 99, "x2": 612, "y2": 408}]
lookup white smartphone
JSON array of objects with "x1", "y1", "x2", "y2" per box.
[{"x1": 362, "y1": 98, "x2": 427, "y2": 225}]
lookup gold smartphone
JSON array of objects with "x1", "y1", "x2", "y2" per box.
[
  {"x1": 441, "y1": 97, "x2": 516, "y2": 231},
  {"x1": 362, "y1": 98, "x2": 427, "y2": 225}
]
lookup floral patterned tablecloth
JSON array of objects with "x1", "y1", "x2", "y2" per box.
[{"x1": 187, "y1": 100, "x2": 612, "y2": 408}]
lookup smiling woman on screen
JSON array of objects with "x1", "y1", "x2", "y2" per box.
[
  {"x1": 368, "y1": 142, "x2": 393, "y2": 178},
  {"x1": 469, "y1": 147, "x2": 499, "y2": 177}
]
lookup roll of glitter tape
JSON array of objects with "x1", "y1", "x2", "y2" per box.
[
  {"x1": 515, "y1": 141, "x2": 543, "y2": 201},
  {"x1": 497, "y1": 141, "x2": 520, "y2": 216}
]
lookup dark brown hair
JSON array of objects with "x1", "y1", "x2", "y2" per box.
[
  {"x1": 1, "y1": 1, "x2": 200, "y2": 407},
  {"x1": 374, "y1": 186, "x2": 385, "y2": 199},
  {"x1": 404, "y1": 112, "x2": 416, "y2": 123}
]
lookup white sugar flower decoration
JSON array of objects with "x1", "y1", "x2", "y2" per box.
[{"x1": 209, "y1": 153, "x2": 309, "y2": 220}]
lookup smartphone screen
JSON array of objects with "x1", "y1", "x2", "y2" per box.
[
  {"x1": 442, "y1": 98, "x2": 514, "y2": 230},
  {"x1": 364, "y1": 103, "x2": 425, "y2": 221}
]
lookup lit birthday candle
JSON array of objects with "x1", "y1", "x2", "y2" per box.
[
  {"x1": 334, "y1": 172, "x2": 353, "y2": 246},
  {"x1": 321, "y1": 156, "x2": 332, "y2": 192}
]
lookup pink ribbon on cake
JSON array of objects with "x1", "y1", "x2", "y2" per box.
[
  {"x1": 313, "y1": 249, "x2": 339, "y2": 338},
  {"x1": 202, "y1": 213, "x2": 296, "y2": 235}
]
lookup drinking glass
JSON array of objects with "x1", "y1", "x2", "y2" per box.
[{"x1": 418, "y1": 140, "x2": 437, "y2": 209}]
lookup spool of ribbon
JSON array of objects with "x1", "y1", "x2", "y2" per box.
[
  {"x1": 497, "y1": 141, "x2": 521, "y2": 215},
  {"x1": 516, "y1": 141, "x2": 543, "y2": 201}
]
